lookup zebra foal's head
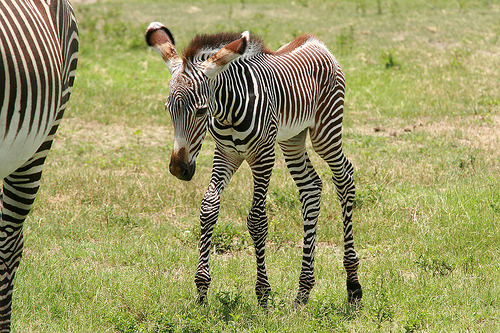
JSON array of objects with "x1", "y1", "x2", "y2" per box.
[{"x1": 145, "y1": 22, "x2": 248, "y2": 181}]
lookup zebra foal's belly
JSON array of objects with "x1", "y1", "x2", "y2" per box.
[
  {"x1": 276, "y1": 117, "x2": 314, "y2": 142},
  {"x1": 276, "y1": 123, "x2": 309, "y2": 142}
]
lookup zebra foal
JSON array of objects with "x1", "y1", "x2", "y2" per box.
[
  {"x1": 146, "y1": 23, "x2": 362, "y2": 308},
  {"x1": 0, "y1": 0, "x2": 78, "y2": 330}
]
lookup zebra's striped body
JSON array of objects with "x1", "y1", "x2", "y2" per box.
[
  {"x1": 146, "y1": 23, "x2": 362, "y2": 307},
  {"x1": 0, "y1": 0, "x2": 78, "y2": 329}
]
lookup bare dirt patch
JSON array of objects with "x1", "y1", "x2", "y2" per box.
[
  {"x1": 348, "y1": 115, "x2": 499, "y2": 154},
  {"x1": 420, "y1": 115, "x2": 499, "y2": 152}
]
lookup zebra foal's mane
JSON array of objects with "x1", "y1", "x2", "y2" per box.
[
  {"x1": 182, "y1": 32, "x2": 318, "y2": 64},
  {"x1": 183, "y1": 32, "x2": 271, "y2": 62}
]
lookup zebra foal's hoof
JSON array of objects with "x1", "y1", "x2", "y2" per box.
[
  {"x1": 347, "y1": 281, "x2": 363, "y2": 306},
  {"x1": 255, "y1": 285, "x2": 271, "y2": 310},
  {"x1": 196, "y1": 291, "x2": 208, "y2": 306},
  {"x1": 293, "y1": 292, "x2": 311, "y2": 307}
]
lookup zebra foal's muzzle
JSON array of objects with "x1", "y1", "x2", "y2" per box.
[{"x1": 169, "y1": 147, "x2": 196, "y2": 181}]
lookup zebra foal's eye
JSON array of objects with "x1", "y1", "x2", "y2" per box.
[{"x1": 196, "y1": 107, "x2": 208, "y2": 117}]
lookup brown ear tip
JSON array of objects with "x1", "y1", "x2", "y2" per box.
[
  {"x1": 145, "y1": 22, "x2": 175, "y2": 47},
  {"x1": 236, "y1": 31, "x2": 250, "y2": 54}
]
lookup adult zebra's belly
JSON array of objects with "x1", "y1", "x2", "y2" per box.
[{"x1": 0, "y1": 124, "x2": 51, "y2": 179}]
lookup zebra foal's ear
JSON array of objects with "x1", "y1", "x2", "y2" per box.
[
  {"x1": 201, "y1": 31, "x2": 249, "y2": 78},
  {"x1": 145, "y1": 22, "x2": 182, "y2": 73}
]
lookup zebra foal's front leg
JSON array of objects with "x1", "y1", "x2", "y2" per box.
[
  {"x1": 247, "y1": 149, "x2": 275, "y2": 309},
  {"x1": 195, "y1": 149, "x2": 242, "y2": 304},
  {"x1": 195, "y1": 182, "x2": 219, "y2": 304}
]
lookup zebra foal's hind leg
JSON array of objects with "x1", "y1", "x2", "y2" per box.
[
  {"x1": 323, "y1": 151, "x2": 362, "y2": 304},
  {"x1": 279, "y1": 130, "x2": 323, "y2": 305},
  {"x1": 0, "y1": 154, "x2": 47, "y2": 331},
  {"x1": 311, "y1": 135, "x2": 362, "y2": 305},
  {"x1": 336, "y1": 156, "x2": 363, "y2": 304},
  {"x1": 247, "y1": 148, "x2": 276, "y2": 309}
]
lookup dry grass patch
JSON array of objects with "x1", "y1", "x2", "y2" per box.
[
  {"x1": 55, "y1": 118, "x2": 173, "y2": 151},
  {"x1": 350, "y1": 115, "x2": 498, "y2": 148}
]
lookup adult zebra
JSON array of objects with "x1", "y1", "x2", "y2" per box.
[
  {"x1": 146, "y1": 23, "x2": 362, "y2": 308},
  {"x1": 0, "y1": 0, "x2": 78, "y2": 330}
]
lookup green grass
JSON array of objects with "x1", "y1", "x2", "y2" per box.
[{"x1": 10, "y1": 0, "x2": 499, "y2": 331}]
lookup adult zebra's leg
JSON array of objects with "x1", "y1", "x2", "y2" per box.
[
  {"x1": 247, "y1": 148, "x2": 275, "y2": 308},
  {"x1": 0, "y1": 150, "x2": 48, "y2": 331},
  {"x1": 195, "y1": 148, "x2": 243, "y2": 304},
  {"x1": 279, "y1": 130, "x2": 322, "y2": 305}
]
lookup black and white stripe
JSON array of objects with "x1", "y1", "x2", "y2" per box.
[
  {"x1": 146, "y1": 23, "x2": 362, "y2": 308},
  {"x1": 0, "y1": 1, "x2": 78, "y2": 330}
]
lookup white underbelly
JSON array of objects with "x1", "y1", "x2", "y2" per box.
[
  {"x1": 276, "y1": 121, "x2": 312, "y2": 142},
  {"x1": 0, "y1": 125, "x2": 50, "y2": 179}
]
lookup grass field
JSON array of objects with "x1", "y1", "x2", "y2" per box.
[{"x1": 11, "y1": 0, "x2": 499, "y2": 331}]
